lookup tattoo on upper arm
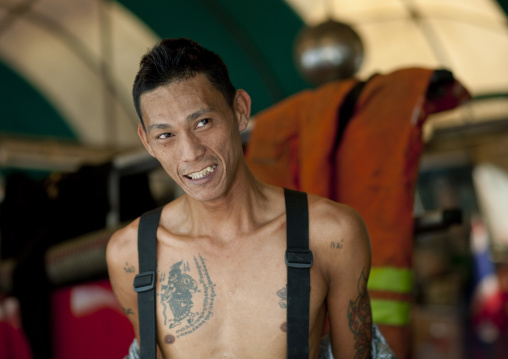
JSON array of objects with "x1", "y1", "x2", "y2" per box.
[
  {"x1": 158, "y1": 255, "x2": 216, "y2": 339},
  {"x1": 330, "y1": 239, "x2": 344, "y2": 249},
  {"x1": 347, "y1": 268, "x2": 372, "y2": 359},
  {"x1": 122, "y1": 307, "x2": 134, "y2": 315},
  {"x1": 123, "y1": 262, "x2": 135, "y2": 273}
]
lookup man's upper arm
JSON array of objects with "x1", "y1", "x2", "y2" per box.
[
  {"x1": 106, "y1": 222, "x2": 164, "y2": 358},
  {"x1": 319, "y1": 203, "x2": 372, "y2": 359},
  {"x1": 106, "y1": 226, "x2": 141, "y2": 341}
]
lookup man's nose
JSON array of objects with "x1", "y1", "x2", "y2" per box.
[{"x1": 180, "y1": 133, "x2": 205, "y2": 162}]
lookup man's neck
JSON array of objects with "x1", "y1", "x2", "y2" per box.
[{"x1": 179, "y1": 170, "x2": 274, "y2": 243}]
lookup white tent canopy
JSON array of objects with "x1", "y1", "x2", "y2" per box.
[
  {"x1": 0, "y1": 0, "x2": 507, "y2": 160},
  {"x1": 287, "y1": 0, "x2": 508, "y2": 97},
  {"x1": 0, "y1": 0, "x2": 158, "y2": 148}
]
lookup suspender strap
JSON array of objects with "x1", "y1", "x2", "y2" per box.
[
  {"x1": 133, "y1": 207, "x2": 162, "y2": 359},
  {"x1": 284, "y1": 188, "x2": 313, "y2": 359}
]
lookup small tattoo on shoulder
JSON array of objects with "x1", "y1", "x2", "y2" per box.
[
  {"x1": 123, "y1": 262, "x2": 135, "y2": 273},
  {"x1": 122, "y1": 307, "x2": 134, "y2": 315},
  {"x1": 277, "y1": 285, "x2": 287, "y2": 309},
  {"x1": 330, "y1": 239, "x2": 344, "y2": 249}
]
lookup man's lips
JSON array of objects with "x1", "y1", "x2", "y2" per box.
[{"x1": 185, "y1": 165, "x2": 217, "y2": 180}]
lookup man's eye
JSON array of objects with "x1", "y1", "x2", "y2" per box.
[
  {"x1": 157, "y1": 132, "x2": 173, "y2": 139},
  {"x1": 196, "y1": 119, "x2": 209, "y2": 128}
]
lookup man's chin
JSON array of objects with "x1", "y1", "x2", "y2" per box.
[{"x1": 184, "y1": 186, "x2": 222, "y2": 203}]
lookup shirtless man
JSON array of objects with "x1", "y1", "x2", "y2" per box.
[{"x1": 106, "y1": 38, "x2": 372, "y2": 359}]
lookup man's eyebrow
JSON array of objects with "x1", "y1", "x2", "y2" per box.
[
  {"x1": 187, "y1": 108, "x2": 215, "y2": 122},
  {"x1": 147, "y1": 123, "x2": 171, "y2": 132}
]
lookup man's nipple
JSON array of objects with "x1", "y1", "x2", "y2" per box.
[{"x1": 164, "y1": 334, "x2": 176, "y2": 344}]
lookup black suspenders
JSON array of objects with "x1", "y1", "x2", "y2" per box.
[
  {"x1": 133, "y1": 207, "x2": 162, "y2": 359},
  {"x1": 133, "y1": 189, "x2": 313, "y2": 358},
  {"x1": 284, "y1": 188, "x2": 313, "y2": 359}
]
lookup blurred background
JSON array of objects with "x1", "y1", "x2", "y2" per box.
[{"x1": 0, "y1": 0, "x2": 508, "y2": 358}]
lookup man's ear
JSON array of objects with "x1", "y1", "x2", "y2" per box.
[
  {"x1": 138, "y1": 123, "x2": 155, "y2": 157},
  {"x1": 234, "y1": 89, "x2": 251, "y2": 132}
]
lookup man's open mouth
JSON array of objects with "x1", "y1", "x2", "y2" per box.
[{"x1": 186, "y1": 165, "x2": 217, "y2": 180}]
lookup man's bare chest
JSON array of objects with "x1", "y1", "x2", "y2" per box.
[{"x1": 152, "y1": 235, "x2": 290, "y2": 357}]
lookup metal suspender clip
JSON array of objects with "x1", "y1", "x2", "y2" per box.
[
  {"x1": 285, "y1": 248, "x2": 313, "y2": 269},
  {"x1": 133, "y1": 271, "x2": 155, "y2": 293}
]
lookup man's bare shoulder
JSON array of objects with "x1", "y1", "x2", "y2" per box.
[
  {"x1": 307, "y1": 194, "x2": 371, "y2": 269},
  {"x1": 307, "y1": 194, "x2": 368, "y2": 238},
  {"x1": 106, "y1": 218, "x2": 140, "y2": 266},
  {"x1": 106, "y1": 197, "x2": 186, "y2": 269}
]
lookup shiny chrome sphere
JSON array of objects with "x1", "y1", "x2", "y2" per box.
[{"x1": 294, "y1": 19, "x2": 364, "y2": 85}]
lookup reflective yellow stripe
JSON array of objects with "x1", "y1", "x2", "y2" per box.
[
  {"x1": 367, "y1": 267, "x2": 413, "y2": 293},
  {"x1": 371, "y1": 299, "x2": 411, "y2": 326}
]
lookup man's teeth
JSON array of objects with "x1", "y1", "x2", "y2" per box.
[{"x1": 188, "y1": 165, "x2": 216, "y2": 180}]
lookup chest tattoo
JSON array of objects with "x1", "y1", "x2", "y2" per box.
[
  {"x1": 277, "y1": 285, "x2": 287, "y2": 332},
  {"x1": 158, "y1": 255, "x2": 216, "y2": 338},
  {"x1": 277, "y1": 285, "x2": 287, "y2": 309}
]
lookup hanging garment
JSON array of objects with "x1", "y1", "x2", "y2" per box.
[{"x1": 245, "y1": 67, "x2": 471, "y2": 359}]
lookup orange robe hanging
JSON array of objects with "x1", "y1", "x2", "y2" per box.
[{"x1": 245, "y1": 67, "x2": 471, "y2": 359}]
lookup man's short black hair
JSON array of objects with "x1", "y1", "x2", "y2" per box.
[{"x1": 132, "y1": 38, "x2": 236, "y2": 129}]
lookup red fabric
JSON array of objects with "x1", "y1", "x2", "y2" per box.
[
  {"x1": 1, "y1": 279, "x2": 134, "y2": 359},
  {"x1": 51, "y1": 279, "x2": 134, "y2": 359},
  {"x1": 0, "y1": 297, "x2": 32, "y2": 359}
]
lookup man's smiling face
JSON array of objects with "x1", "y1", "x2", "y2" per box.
[{"x1": 138, "y1": 73, "x2": 249, "y2": 202}]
